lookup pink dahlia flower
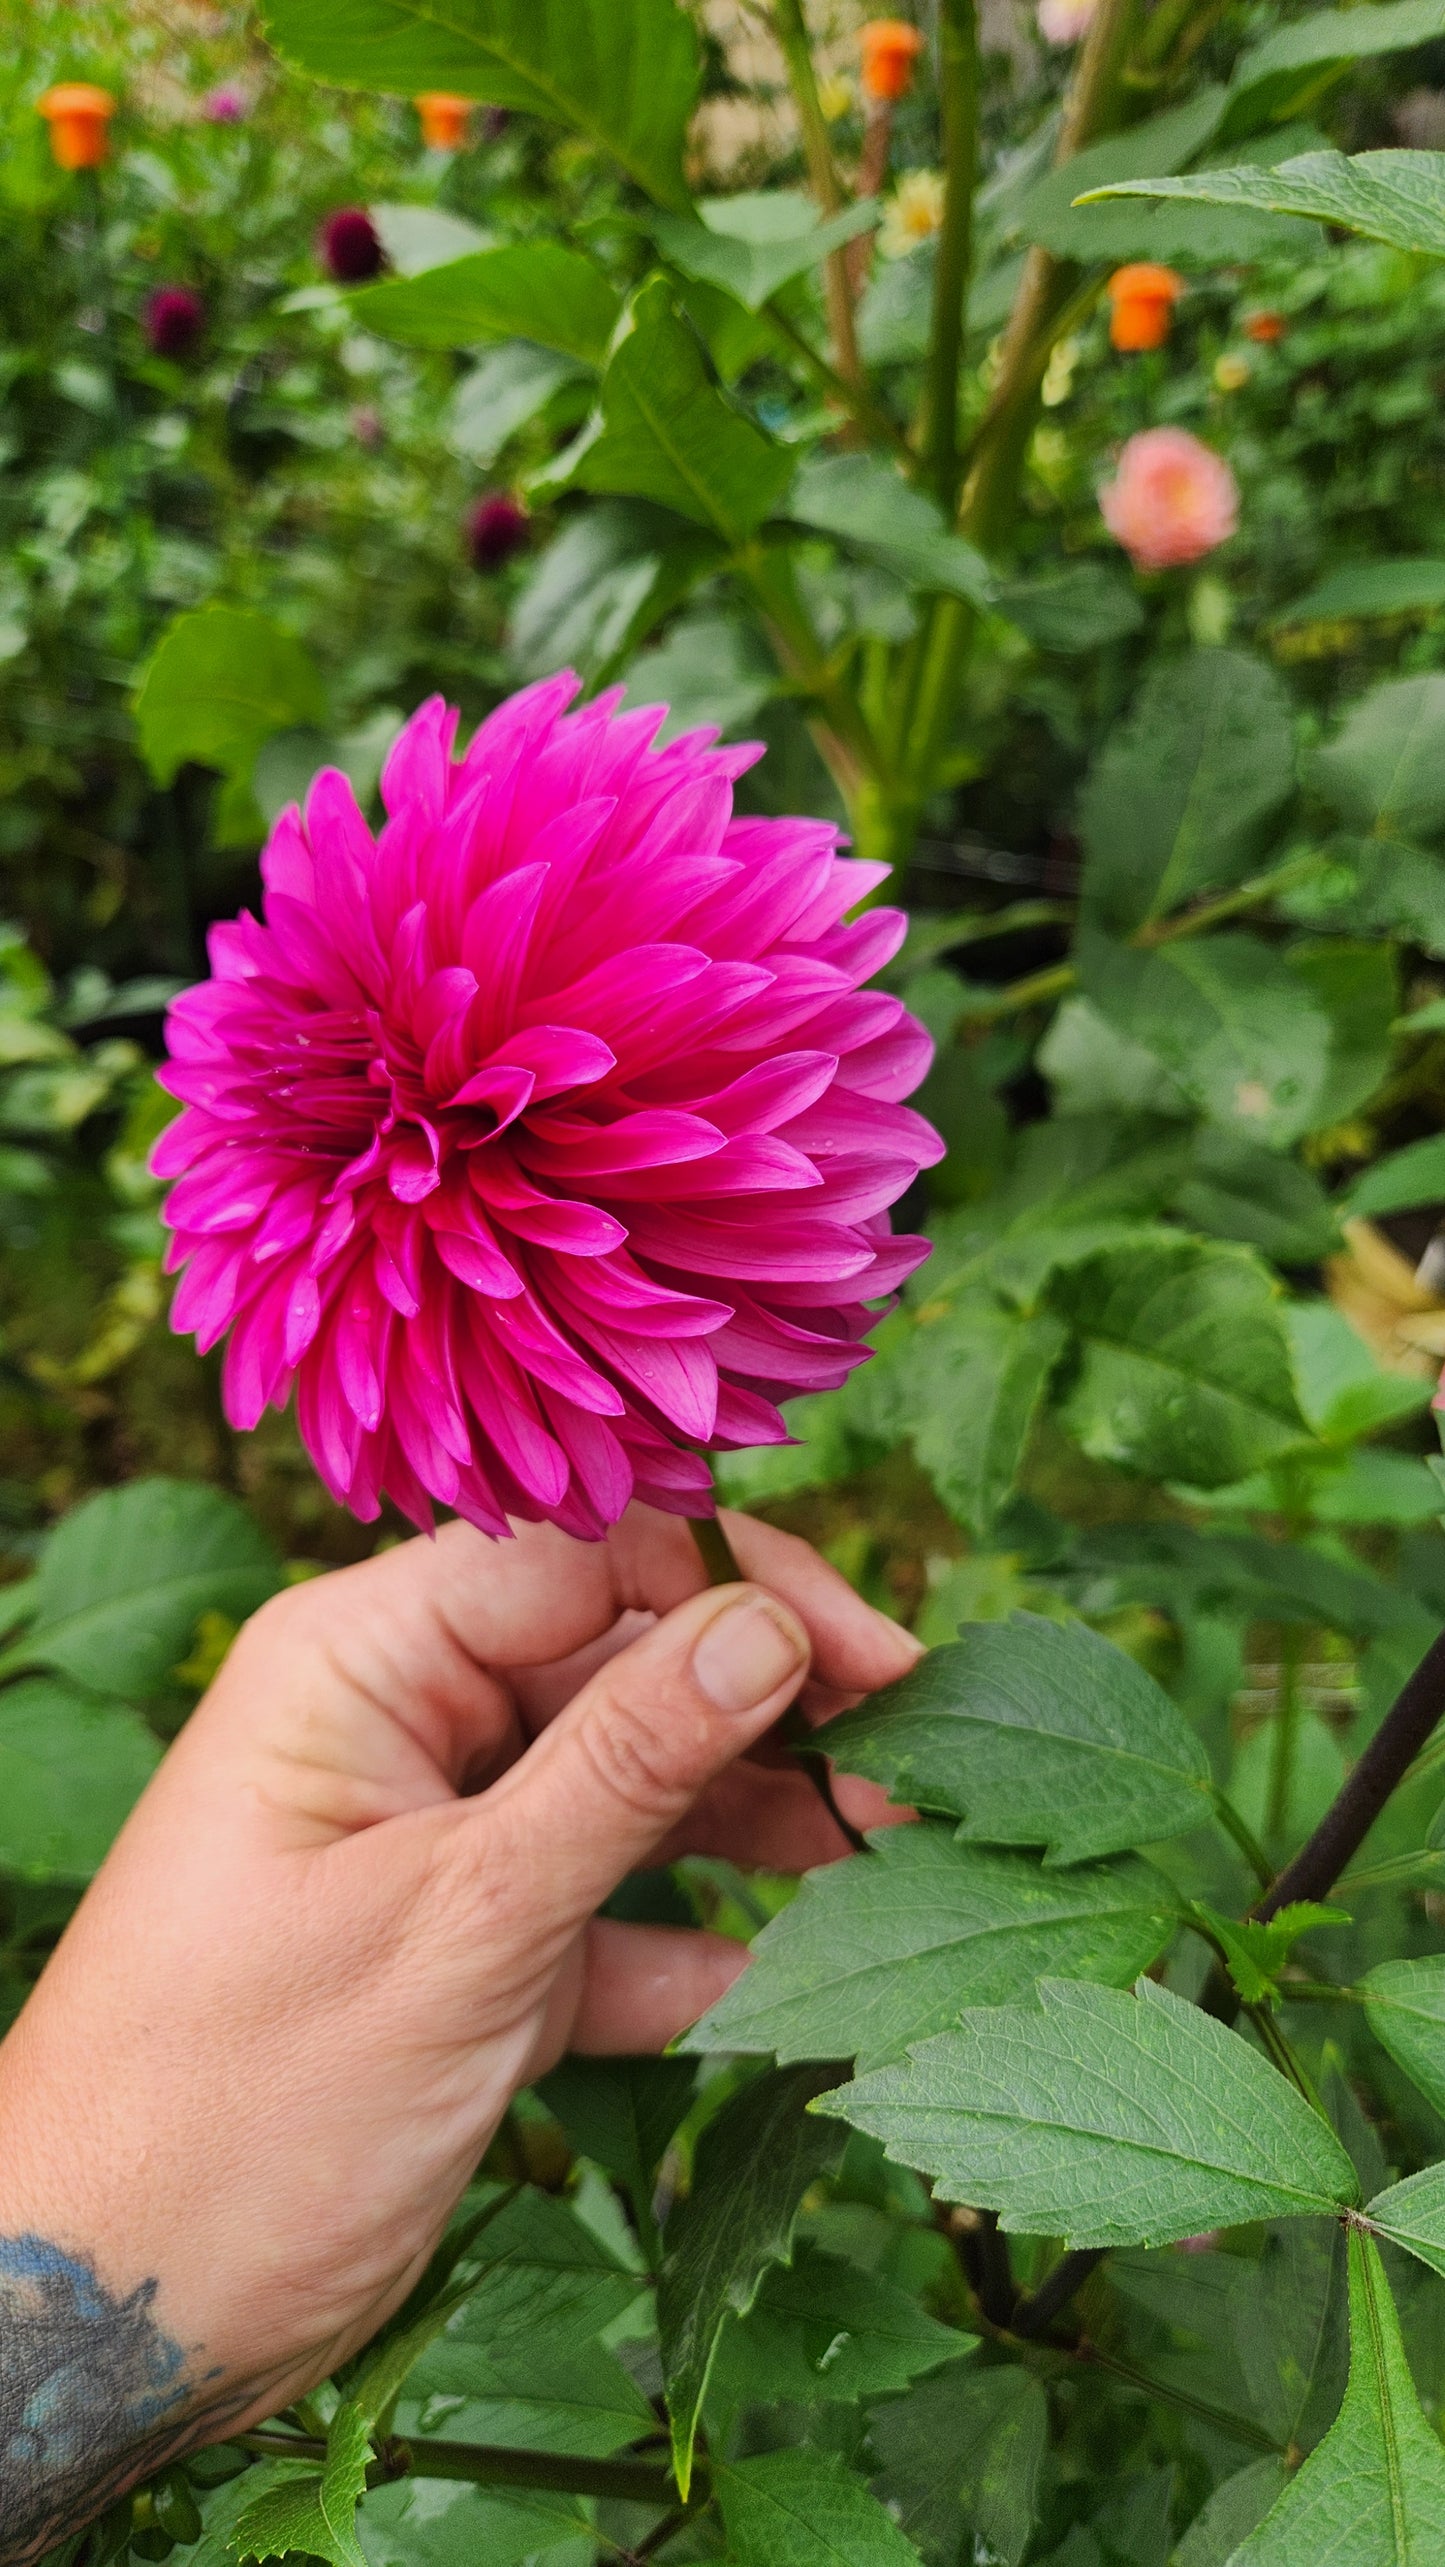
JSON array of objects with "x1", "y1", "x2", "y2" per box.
[
  {"x1": 155, "y1": 678, "x2": 940, "y2": 1538},
  {"x1": 1099, "y1": 427, "x2": 1239, "y2": 573}
]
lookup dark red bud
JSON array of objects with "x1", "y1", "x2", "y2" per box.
[
  {"x1": 318, "y1": 207, "x2": 384, "y2": 284},
  {"x1": 465, "y1": 492, "x2": 530, "y2": 571},
  {"x1": 144, "y1": 285, "x2": 205, "y2": 357}
]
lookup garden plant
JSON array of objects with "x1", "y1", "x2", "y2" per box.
[{"x1": 21, "y1": 0, "x2": 1445, "y2": 2562}]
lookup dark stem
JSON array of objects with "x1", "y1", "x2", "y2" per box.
[
  {"x1": 692, "y1": 1513, "x2": 745, "y2": 1587},
  {"x1": 944, "y1": 2206, "x2": 1017, "y2": 2328},
  {"x1": 238, "y1": 2432, "x2": 682, "y2": 2504},
  {"x1": 1254, "y1": 1622, "x2": 1445, "y2": 1920},
  {"x1": 1011, "y1": 2246, "x2": 1104, "y2": 2340},
  {"x1": 791, "y1": 1730, "x2": 870, "y2": 1856}
]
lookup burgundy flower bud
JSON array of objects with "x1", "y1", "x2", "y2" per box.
[
  {"x1": 318, "y1": 207, "x2": 383, "y2": 284},
  {"x1": 144, "y1": 285, "x2": 205, "y2": 358},
  {"x1": 465, "y1": 492, "x2": 530, "y2": 571}
]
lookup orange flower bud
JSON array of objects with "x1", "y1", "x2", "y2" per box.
[
  {"x1": 1242, "y1": 308, "x2": 1285, "y2": 344},
  {"x1": 1106, "y1": 262, "x2": 1183, "y2": 352},
  {"x1": 859, "y1": 20, "x2": 926, "y2": 101},
  {"x1": 416, "y1": 92, "x2": 473, "y2": 150},
  {"x1": 37, "y1": 83, "x2": 116, "y2": 172}
]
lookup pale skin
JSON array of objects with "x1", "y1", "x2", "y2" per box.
[{"x1": 0, "y1": 1505, "x2": 918, "y2": 2562}]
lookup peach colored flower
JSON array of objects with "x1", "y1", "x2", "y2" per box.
[
  {"x1": 1038, "y1": 0, "x2": 1096, "y2": 44},
  {"x1": 1099, "y1": 427, "x2": 1238, "y2": 572}
]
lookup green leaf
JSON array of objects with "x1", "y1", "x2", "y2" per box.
[
  {"x1": 903, "y1": 1296, "x2": 1067, "y2": 1537},
  {"x1": 1287, "y1": 1303, "x2": 1433, "y2": 1444},
  {"x1": 867, "y1": 2363, "x2": 1047, "y2": 2567},
  {"x1": 783, "y1": 454, "x2": 993, "y2": 606},
  {"x1": 1019, "y1": 90, "x2": 1315, "y2": 263},
  {"x1": 1048, "y1": 1233, "x2": 1310, "y2": 1488},
  {"x1": 820, "y1": 1978, "x2": 1360, "y2": 2248},
  {"x1": 1229, "y1": 2230, "x2": 1445, "y2": 2562},
  {"x1": 1173, "y1": 2460, "x2": 1292, "y2": 2567},
  {"x1": 135, "y1": 606, "x2": 326, "y2": 791},
  {"x1": 685, "y1": 1825, "x2": 1178, "y2": 2067},
  {"x1": 1078, "y1": 650, "x2": 1296, "y2": 934},
  {"x1": 1363, "y1": 1959, "x2": 1445, "y2": 2120},
  {"x1": 1171, "y1": 1129, "x2": 1338, "y2": 1265},
  {"x1": 1313, "y1": 674, "x2": 1445, "y2": 842},
  {"x1": 1079, "y1": 150, "x2": 1445, "y2": 263},
  {"x1": 707, "y1": 2240, "x2": 970, "y2": 2416},
  {"x1": 351, "y1": 245, "x2": 620, "y2": 364},
  {"x1": 509, "y1": 502, "x2": 720, "y2": 683},
  {"x1": 444, "y1": 2186, "x2": 644, "y2": 2348},
  {"x1": 620, "y1": 610, "x2": 778, "y2": 744},
  {"x1": 1364, "y1": 2161, "x2": 1445, "y2": 2281},
  {"x1": 0, "y1": 1478, "x2": 282, "y2": 1696},
  {"x1": 447, "y1": 343, "x2": 585, "y2": 466},
  {"x1": 1274, "y1": 560, "x2": 1445, "y2": 629},
  {"x1": 369, "y1": 201, "x2": 489, "y2": 273},
  {"x1": 657, "y1": 2063, "x2": 848, "y2": 2494},
  {"x1": 402, "y1": 2330, "x2": 654, "y2": 2456},
  {"x1": 0, "y1": 1678, "x2": 161, "y2": 1880},
  {"x1": 357, "y1": 2477, "x2": 592, "y2": 2567},
  {"x1": 997, "y1": 562, "x2": 1144, "y2": 655},
  {"x1": 653, "y1": 192, "x2": 880, "y2": 310},
  {"x1": 1286, "y1": 939, "x2": 1398, "y2": 1129},
  {"x1": 1344, "y1": 1135, "x2": 1445, "y2": 1224},
  {"x1": 535, "y1": 2055, "x2": 695, "y2": 2206},
  {"x1": 562, "y1": 279, "x2": 792, "y2": 543},
  {"x1": 262, "y1": 0, "x2": 699, "y2": 209},
  {"x1": 1193, "y1": 1902, "x2": 1349, "y2": 2005},
  {"x1": 1225, "y1": 0, "x2": 1445, "y2": 139},
  {"x1": 1084, "y1": 932, "x2": 1334, "y2": 1147},
  {"x1": 714, "y1": 2449, "x2": 925, "y2": 2567},
  {"x1": 820, "y1": 1614, "x2": 1212, "y2": 1865},
  {"x1": 231, "y1": 2406, "x2": 371, "y2": 2567}
]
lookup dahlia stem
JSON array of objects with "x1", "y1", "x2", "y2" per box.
[{"x1": 693, "y1": 1514, "x2": 746, "y2": 1586}]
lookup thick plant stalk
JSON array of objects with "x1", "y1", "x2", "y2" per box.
[
  {"x1": 770, "y1": 0, "x2": 864, "y2": 388},
  {"x1": 920, "y1": 0, "x2": 981, "y2": 507},
  {"x1": 958, "y1": 0, "x2": 1133, "y2": 543},
  {"x1": 1255, "y1": 1623, "x2": 1445, "y2": 1920}
]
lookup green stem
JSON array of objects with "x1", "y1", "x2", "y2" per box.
[
  {"x1": 957, "y1": 0, "x2": 1134, "y2": 548},
  {"x1": 1266, "y1": 1629, "x2": 1302, "y2": 1849},
  {"x1": 760, "y1": 297, "x2": 912, "y2": 464},
  {"x1": 920, "y1": 0, "x2": 981, "y2": 508},
  {"x1": 947, "y1": 850, "x2": 1329, "y2": 1034},
  {"x1": 1211, "y1": 1788, "x2": 1275, "y2": 1892},
  {"x1": 768, "y1": 0, "x2": 863, "y2": 388},
  {"x1": 736, "y1": 541, "x2": 884, "y2": 797},
  {"x1": 238, "y1": 2433, "x2": 684, "y2": 2505}
]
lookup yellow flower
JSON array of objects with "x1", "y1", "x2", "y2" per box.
[
  {"x1": 880, "y1": 168, "x2": 946, "y2": 258},
  {"x1": 817, "y1": 73, "x2": 854, "y2": 121},
  {"x1": 1041, "y1": 336, "x2": 1079, "y2": 407},
  {"x1": 1214, "y1": 352, "x2": 1251, "y2": 392}
]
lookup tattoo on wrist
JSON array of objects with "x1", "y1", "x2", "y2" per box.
[{"x1": 0, "y1": 2234, "x2": 229, "y2": 2566}]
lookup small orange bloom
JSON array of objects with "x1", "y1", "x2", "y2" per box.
[
  {"x1": 1242, "y1": 308, "x2": 1285, "y2": 344},
  {"x1": 416, "y1": 92, "x2": 472, "y2": 150},
  {"x1": 37, "y1": 83, "x2": 116, "y2": 171},
  {"x1": 859, "y1": 19, "x2": 927, "y2": 101},
  {"x1": 1106, "y1": 263, "x2": 1183, "y2": 352}
]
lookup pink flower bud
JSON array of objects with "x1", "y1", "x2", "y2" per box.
[
  {"x1": 1099, "y1": 427, "x2": 1238, "y2": 573},
  {"x1": 144, "y1": 285, "x2": 205, "y2": 359},
  {"x1": 465, "y1": 492, "x2": 530, "y2": 571},
  {"x1": 1038, "y1": 0, "x2": 1096, "y2": 43},
  {"x1": 318, "y1": 207, "x2": 383, "y2": 284},
  {"x1": 202, "y1": 85, "x2": 247, "y2": 123}
]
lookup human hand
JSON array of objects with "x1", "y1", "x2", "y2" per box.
[{"x1": 0, "y1": 1506, "x2": 917, "y2": 2561}]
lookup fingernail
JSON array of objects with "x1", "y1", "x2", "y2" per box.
[{"x1": 693, "y1": 1594, "x2": 809, "y2": 1715}]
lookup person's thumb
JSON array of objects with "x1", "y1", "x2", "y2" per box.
[{"x1": 470, "y1": 1581, "x2": 810, "y2": 1940}]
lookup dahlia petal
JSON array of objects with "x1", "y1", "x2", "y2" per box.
[
  {"x1": 486, "y1": 1025, "x2": 615, "y2": 1101},
  {"x1": 448, "y1": 1064, "x2": 536, "y2": 1133},
  {"x1": 585, "y1": 1323, "x2": 719, "y2": 1441},
  {"x1": 460, "y1": 862, "x2": 549, "y2": 1039},
  {"x1": 701, "y1": 1052, "x2": 838, "y2": 1134},
  {"x1": 626, "y1": 1208, "x2": 876, "y2": 1283},
  {"x1": 454, "y1": 1334, "x2": 569, "y2": 1508},
  {"x1": 589, "y1": 1135, "x2": 821, "y2": 1200},
  {"x1": 170, "y1": 1240, "x2": 247, "y2": 1351},
  {"x1": 415, "y1": 965, "x2": 480, "y2": 1051},
  {"x1": 488, "y1": 1293, "x2": 626, "y2": 1415},
  {"x1": 518, "y1": 1109, "x2": 724, "y2": 1179},
  {"x1": 260, "y1": 806, "x2": 316, "y2": 903},
  {"x1": 388, "y1": 1127, "x2": 441, "y2": 1203},
  {"x1": 543, "y1": 1399, "x2": 635, "y2": 1525},
  {"x1": 544, "y1": 1250, "x2": 731, "y2": 1336},
  {"x1": 429, "y1": 1220, "x2": 525, "y2": 1299},
  {"x1": 284, "y1": 1271, "x2": 322, "y2": 1366},
  {"x1": 713, "y1": 1383, "x2": 790, "y2": 1445},
  {"x1": 374, "y1": 1237, "x2": 421, "y2": 1318},
  {"x1": 381, "y1": 694, "x2": 458, "y2": 822}
]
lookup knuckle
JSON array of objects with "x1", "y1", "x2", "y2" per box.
[{"x1": 575, "y1": 1690, "x2": 701, "y2": 1828}]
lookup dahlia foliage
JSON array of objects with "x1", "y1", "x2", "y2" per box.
[{"x1": 155, "y1": 679, "x2": 940, "y2": 1537}]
